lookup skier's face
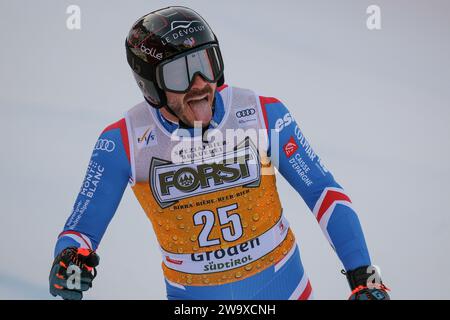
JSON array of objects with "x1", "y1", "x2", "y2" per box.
[{"x1": 165, "y1": 74, "x2": 217, "y2": 128}]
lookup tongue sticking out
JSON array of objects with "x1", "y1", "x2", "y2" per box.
[{"x1": 188, "y1": 98, "x2": 212, "y2": 125}]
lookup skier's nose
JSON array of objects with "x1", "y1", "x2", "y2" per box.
[{"x1": 190, "y1": 74, "x2": 208, "y2": 91}]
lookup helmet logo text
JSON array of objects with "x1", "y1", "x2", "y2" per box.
[
  {"x1": 160, "y1": 20, "x2": 206, "y2": 46},
  {"x1": 140, "y1": 44, "x2": 163, "y2": 60}
]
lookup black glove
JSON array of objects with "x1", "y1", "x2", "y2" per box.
[
  {"x1": 342, "y1": 265, "x2": 390, "y2": 300},
  {"x1": 49, "y1": 247, "x2": 100, "y2": 300}
]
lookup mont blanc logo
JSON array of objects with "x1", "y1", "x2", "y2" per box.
[
  {"x1": 94, "y1": 139, "x2": 115, "y2": 152},
  {"x1": 161, "y1": 20, "x2": 206, "y2": 45},
  {"x1": 140, "y1": 44, "x2": 163, "y2": 60},
  {"x1": 150, "y1": 139, "x2": 261, "y2": 208}
]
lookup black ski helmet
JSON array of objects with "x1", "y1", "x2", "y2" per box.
[{"x1": 125, "y1": 6, "x2": 225, "y2": 108}]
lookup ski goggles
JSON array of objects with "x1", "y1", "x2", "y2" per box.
[{"x1": 156, "y1": 44, "x2": 224, "y2": 93}]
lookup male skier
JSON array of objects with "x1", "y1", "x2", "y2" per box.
[{"x1": 49, "y1": 6, "x2": 390, "y2": 300}]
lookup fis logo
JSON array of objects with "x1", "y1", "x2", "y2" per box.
[
  {"x1": 150, "y1": 139, "x2": 261, "y2": 208},
  {"x1": 283, "y1": 136, "x2": 298, "y2": 158},
  {"x1": 135, "y1": 126, "x2": 157, "y2": 149}
]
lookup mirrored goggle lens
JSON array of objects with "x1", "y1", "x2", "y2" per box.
[{"x1": 161, "y1": 47, "x2": 223, "y2": 92}]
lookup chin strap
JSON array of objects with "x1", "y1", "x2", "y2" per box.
[{"x1": 144, "y1": 96, "x2": 164, "y2": 109}]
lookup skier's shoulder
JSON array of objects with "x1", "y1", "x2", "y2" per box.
[
  {"x1": 222, "y1": 84, "x2": 284, "y2": 107},
  {"x1": 250, "y1": 91, "x2": 290, "y2": 132},
  {"x1": 217, "y1": 84, "x2": 259, "y2": 99},
  {"x1": 97, "y1": 115, "x2": 132, "y2": 165},
  {"x1": 218, "y1": 84, "x2": 280, "y2": 110},
  {"x1": 101, "y1": 118, "x2": 128, "y2": 136},
  {"x1": 99, "y1": 99, "x2": 153, "y2": 159},
  {"x1": 101, "y1": 100, "x2": 152, "y2": 140}
]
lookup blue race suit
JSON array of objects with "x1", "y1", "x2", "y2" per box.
[{"x1": 54, "y1": 84, "x2": 371, "y2": 300}]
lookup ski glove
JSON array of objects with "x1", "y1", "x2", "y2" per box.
[
  {"x1": 49, "y1": 247, "x2": 99, "y2": 300},
  {"x1": 343, "y1": 265, "x2": 390, "y2": 300}
]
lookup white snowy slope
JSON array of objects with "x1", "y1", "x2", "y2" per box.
[{"x1": 0, "y1": 0, "x2": 449, "y2": 299}]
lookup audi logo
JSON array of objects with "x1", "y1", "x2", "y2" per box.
[
  {"x1": 235, "y1": 108, "x2": 256, "y2": 118},
  {"x1": 95, "y1": 139, "x2": 116, "y2": 152}
]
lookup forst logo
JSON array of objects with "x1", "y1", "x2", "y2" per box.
[
  {"x1": 177, "y1": 171, "x2": 195, "y2": 188},
  {"x1": 150, "y1": 140, "x2": 262, "y2": 208},
  {"x1": 159, "y1": 156, "x2": 251, "y2": 195}
]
